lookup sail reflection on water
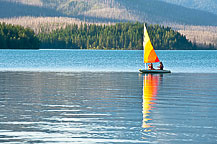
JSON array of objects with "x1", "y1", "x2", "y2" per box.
[{"x1": 142, "y1": 74, "x2": 161, "y2": 131}]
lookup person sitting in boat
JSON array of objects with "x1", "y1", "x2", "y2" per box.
[
  {"x1": 158, "y1": 62, "x2": 164, "y2": 70},
  {"x1": 148, "y1": 63, "x2": 155, "y2": 70}
]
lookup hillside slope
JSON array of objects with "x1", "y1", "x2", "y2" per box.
[
  {"x1": 0, "y1": 0, "x2": 65, "y2": 18},
  {"x1": 1, "y1": 0, "x2": 217, "y2": 26},
  {"x1": 159, "y1": 0, "x2": 217, "y2": 15}
]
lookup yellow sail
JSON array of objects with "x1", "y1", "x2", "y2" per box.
[{"x1": 143, "y1": 24, "x2": 160, "y2": 63}]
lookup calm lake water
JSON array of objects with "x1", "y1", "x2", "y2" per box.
[
  {"x1": 0, "y1": 50, "x2": 217, "y2": 143},
  {"x1": 0, "y1": 50, "x2": 217, "y2": 73}
]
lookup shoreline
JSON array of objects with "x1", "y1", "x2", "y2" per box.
[
  {"x1": 1, "y1": 49, "x2": 217, "y2": 50},
  {"x1": 0, "y1": 71, "x2": 217, "y2": 74}
]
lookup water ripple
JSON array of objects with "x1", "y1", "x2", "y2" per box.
[{"x1": 0, "y1": 72, "x2": 217, "y2": 143}]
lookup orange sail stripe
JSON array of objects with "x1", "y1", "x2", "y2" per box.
[
  {"x1": 144, "y1": 49, "x2": 160, "y2": 63},
  {"x1": 148, "y1": 50, "x2": 160, "y2": 63}
]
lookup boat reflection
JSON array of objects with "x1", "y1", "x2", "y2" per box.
[{"x1": 142, "y1": 74, "x2": 162, "y2": 132}]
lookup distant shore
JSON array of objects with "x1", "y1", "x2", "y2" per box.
[{"x1": 1, "y1": 20, "x2": 216, "y2": 50}]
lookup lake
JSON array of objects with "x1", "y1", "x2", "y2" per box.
[
  {"x1": 0, "y1": 50, "x2": 217, "y2": 73},
  {"x1": 0, "y1": 50, "x2": 217, "y2": 143}
]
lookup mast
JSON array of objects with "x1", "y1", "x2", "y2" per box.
[{"x1": 143, "y1": 24, "x2": 146, "y2": 69}]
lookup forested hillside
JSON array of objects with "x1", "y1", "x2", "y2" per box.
[
  {"x1": 1, "y1": 22, "x2": 215, "y2": 50},
  {"x1": 172, "y1": 24, "x2": 217, "y2": 49},
  {"x1": 2, "y1": 0, "x2": 217, "y2": 26},
  {"x1": 0, "y1": 17, "x2": 84, "y2": 34},
  {"x1": 0, "y1": 22, "x2": 40, "y2": 49},
  {"x1": 38, "y1": 22, "x2": 195, "y2": 50},
  {"x1": 0, "y1": 0, "x2": 65, "y2": 18},
  {"x1": 4, "y1": 0, "x2": 42, "y2": 6},
  {"x1": 160, "y1": 0, "x2": 217, "y2": 15},
  {"x1": 1, "y1": 0, "x2": 217, "y2": 49}
]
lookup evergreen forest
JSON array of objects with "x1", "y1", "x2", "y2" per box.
[
  {"x1": 0, "y1": 22, "x2": 40, "y2": 49},
  {"x1": 1, "y1": 22, "x2": 208, "y2": 50},
  {"x1": 38, "y1": 22, "x2": 195, "y2": 50}
]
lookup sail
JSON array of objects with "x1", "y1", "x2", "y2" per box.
[{"x1": 143, "y1": 24, "x2": 160, "y2": 63}]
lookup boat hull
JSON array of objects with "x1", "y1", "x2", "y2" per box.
[{"x1": 139, "y1": 69, "x2": 171, "y2": 73}]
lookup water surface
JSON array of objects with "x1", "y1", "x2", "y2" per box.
[
  {"x1": 0, "y1": 72, "x2": 217, "y2": 143},
  {"x1": 0, "y1": 50, "x2": 217, "y2": 73},
  {"x1": 0, "y1": 50, "x2": 217, "y2": 143}
]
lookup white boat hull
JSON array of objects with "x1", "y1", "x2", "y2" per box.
[{"x1": 139, "y1": 69, "x2": 171, "y2": 73}]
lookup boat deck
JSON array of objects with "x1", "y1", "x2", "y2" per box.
[{"x1": 139, "y1": 69, "x2": 171, "y2": 73}]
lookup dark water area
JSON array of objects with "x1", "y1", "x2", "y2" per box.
[{"x1": 0, "y1": 72, "x2": 217, "y2": 143}]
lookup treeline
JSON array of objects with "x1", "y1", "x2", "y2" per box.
[
  {"x1": 0, "y1": 22, "x2": 206, "y2": 50},
  {"x1": 0, "y1": 22, "x2": 40, "y2": 49},
  {"x1": 38, "y1": 22, "x2": 195, "y2": 50}
]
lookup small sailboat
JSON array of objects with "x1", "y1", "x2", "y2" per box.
[{"x1": 139, "y1": 24, "x2": 171, "y2": 73}]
